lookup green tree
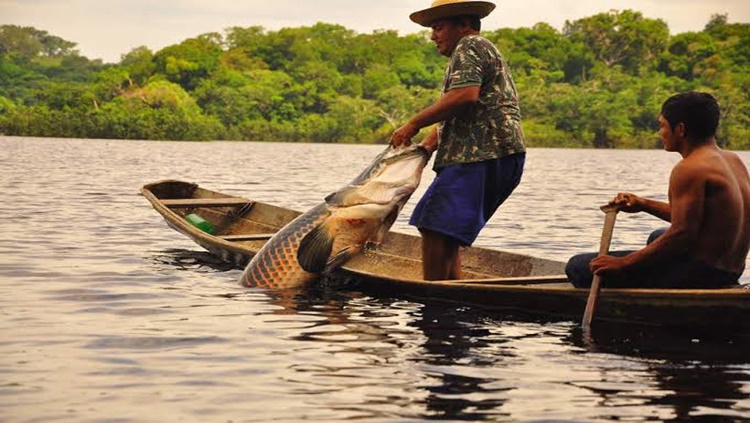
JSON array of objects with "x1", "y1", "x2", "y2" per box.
[
  {"x1": 97, "y1": 80, "x2": 223, "y2": 140},
  {"x1": 375, "y1": 85, "x2": 436, "y2": 134},
  {"x1": 1, "y1": 19, "x2": 748, "y2": 147},
  {"x1": 120, "y1": 46, "x2": 155, "y2": 85},
  {"x1": 224, "y1": 26, "x2": 266, "y2": 51},
  {"x1": 152, "y1": 33, "x2": 223, "y2": 90},
  {"x1": 362, "y1": 64, "x2": 400, "y2": 99},
  {"x1": 564, "y1": 10, "x2": 669, "y2": 75},
  {"x1": 0, "y1": 25, "x2": 77, "y2": 58},
  {"x1": 488, "y1": 23, "x2": 569, "y2": 78},
  {"x1": 659, "y1": 32, "x2": 717, "y2": 80}
]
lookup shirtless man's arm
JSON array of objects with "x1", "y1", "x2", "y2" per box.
[
  {"x1": 610, "y1": 192, "x2": 672, "y2": 222},
  {"x1": 590, "y1": 159, "x2": 705, "y2": 275}
]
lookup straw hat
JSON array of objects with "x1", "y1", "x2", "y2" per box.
[{"x1": 410, "y1": 0, "x2": 496, "y2": 27}]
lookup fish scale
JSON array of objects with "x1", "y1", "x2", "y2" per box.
[{"x1": 240, "y1": 203, "x2": 330, "y2": 288}]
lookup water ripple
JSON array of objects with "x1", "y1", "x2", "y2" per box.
[{"x1": 1, "y1": 137, "x2": 749, "y2": 422}]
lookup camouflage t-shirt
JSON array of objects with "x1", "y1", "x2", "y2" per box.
[{"x1": 434, "y1": 34, "x2": 526, "y2": 169}]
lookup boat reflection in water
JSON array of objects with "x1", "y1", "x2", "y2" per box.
[{"x1": 150, "y1": 248, "x2": 750, "y2": 420}]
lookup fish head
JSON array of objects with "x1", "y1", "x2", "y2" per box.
[
  {"x1": 351, "y1": 144, "x2": 430, "y2": 185},
  {"x1": 326, "y1": 144, "x2": 430, "y2": 209},
  {"x1": 296, "y1": 145, "x2": 430, "y2": 274},
  {"x1": 322, "y1": 144, "x2": 430, "y2": 250}
]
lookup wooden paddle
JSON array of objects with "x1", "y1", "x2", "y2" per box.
[{"x1": 582, "y1": 204, "x2": 620, "y2": 330}]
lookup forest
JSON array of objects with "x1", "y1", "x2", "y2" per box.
[{"x1": 0, "y1": 10, "x2": 748, "y2": 148}]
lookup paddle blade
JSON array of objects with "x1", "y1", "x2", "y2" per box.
[
  {"x1": 582, "y1": 207, "x2": 619, "y2": 330},
  {"x1": 582, "y1": 275, "x2": 603, "y2": 328}
]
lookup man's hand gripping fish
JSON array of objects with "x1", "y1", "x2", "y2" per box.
[{"x1": 239, "y1": 144, "x2": 430, "y2": 289}]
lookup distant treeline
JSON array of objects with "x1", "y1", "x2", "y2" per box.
[{"x1": 0, "y1": 10, "x2": 748, "y2": 148}]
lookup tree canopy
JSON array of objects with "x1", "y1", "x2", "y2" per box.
[{"x1": 0, "y1": 13, "x2": 748, "y2": 148}]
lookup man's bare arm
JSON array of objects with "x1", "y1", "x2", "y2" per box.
[
  {"x1": 639, "y1": 197, "x2": 672, "y2": 222},
  {"x1": 610, "y1": 192, "x2": 671, "y2": 222},
  {"x1": 621, "y1": 163, "x2": 705, "y2": 268},
  {"x1": 390, "y1": 85, "x2": 480, "y2": 147}
]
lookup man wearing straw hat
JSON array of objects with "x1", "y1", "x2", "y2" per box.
[{"x1": 390, "y1": 0, "x2": 526, "y2": 280}]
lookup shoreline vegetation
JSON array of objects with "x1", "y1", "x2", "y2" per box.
[{"x1": 0, "y1": 10, "x2": 748, "y2": 149}]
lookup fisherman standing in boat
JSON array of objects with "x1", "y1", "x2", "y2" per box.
[
  {"x1": 567, "y1": 92, "x2": 750, "y2": 289},
  {"x1": 390, "y1": 0, "x2": 527, "y2": 280}
]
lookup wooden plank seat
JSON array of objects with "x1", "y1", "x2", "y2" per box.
[
  {"x1": 162, "y1": 198, "x2": 250, "y2": 208},
  {"x1": 219, "y1": 233, "x2": 276, "y2": 241}
]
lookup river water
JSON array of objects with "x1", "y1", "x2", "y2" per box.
[{"x1": 1, "y1": 136, "x2": 749, "y2": 422}]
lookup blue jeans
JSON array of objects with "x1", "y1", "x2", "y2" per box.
[{"x1": 565, "y1": 228, "x2": 741, "y2": 289}]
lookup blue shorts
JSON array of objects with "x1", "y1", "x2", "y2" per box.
[{"x1": 409, "y1": 153, "x2": 525, "y2": 246}]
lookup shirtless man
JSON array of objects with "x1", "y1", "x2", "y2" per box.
[{"x1": 566, "y1": 92, "x2": 750, "y2": 289}]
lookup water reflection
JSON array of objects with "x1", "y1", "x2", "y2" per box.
[
  {"x1": 408, "y1": 303, "x2": 512, "y2": 420},
  {"x1": 149, "y1": 247, "x2": 750, "y2": 421},
  {"x1": 571, "y1": 323, "x2": 750, "y2": 421},
  {"x1": 257, "y1": 285, "x2": 431, "y2": 421},
  {"x1": 149, "y1": 248, "x2": 238, "y2": 273},
  {"x1": 260, "y1": 287, "x2": 516, "y2": 420}
]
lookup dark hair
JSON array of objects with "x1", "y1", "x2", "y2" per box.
[
  {"x1": 660, "y1": 92, "x2": 720, "y2": 142},
  {"x1": 448, "y1": 15, "x2": 482, "y2": 31}
]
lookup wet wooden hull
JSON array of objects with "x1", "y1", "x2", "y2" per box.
[{"x1": 141, "y1": 179, "x2": 750, "y2": 329}]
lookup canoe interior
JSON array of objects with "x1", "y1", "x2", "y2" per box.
[{"x1": 141, "y1": 179, "x2": 567, "y2": 281}]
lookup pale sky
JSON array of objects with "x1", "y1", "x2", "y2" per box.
[{"x1": 1, "y1": 0, "x2": 749, "y2": 63}]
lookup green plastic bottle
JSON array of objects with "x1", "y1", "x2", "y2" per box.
[{"x1": 184, "y1": 213, "x2": 214, "y2": 234}]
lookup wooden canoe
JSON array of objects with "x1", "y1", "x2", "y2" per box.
[{"x1": 141, "y1": 179, "x2": 750, "y2": 330}]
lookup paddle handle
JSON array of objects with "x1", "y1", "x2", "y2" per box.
[
  {"x1": 582, "y1": 205, "x2": 619, "y2": 329},
  {"x1": 596, "y1": 205, "x2": 618, "y2": 255}
]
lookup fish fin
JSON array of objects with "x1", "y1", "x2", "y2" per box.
[
  {"x1": 323, "y1": 247, "x2": 357, "y2": 274},
  {"x1": 326, "y1": 182, "x2": 393, "y2": 206},
  {"x1": 382, "y1": 206, "x2": 400, "y2": 233},
  {"x1": 370, "y1": 207, "x2": 399, "y2": 245},
  {"x1": 297, "y1": 223, "x2": 335, "y2": 274},
  {"x1": 324, "y1": 186, "x2": 357, "y2": 206},
  {"x1": 326, "y1": 184, "x2": 388, "y2": 207}
]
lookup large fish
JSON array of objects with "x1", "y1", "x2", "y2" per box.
[{"x1": 239, "y1": 144, "x2": 430, "y2": 289}]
